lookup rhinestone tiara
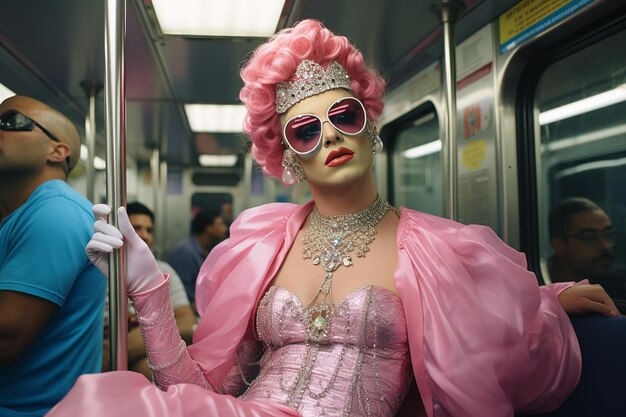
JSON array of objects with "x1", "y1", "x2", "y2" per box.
[{"x1": 275, "y1": 60, "x2": 352, "y2": 114}]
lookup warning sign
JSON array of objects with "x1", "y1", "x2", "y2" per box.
[{"x1": 499, "y1": 0, "x2": 593, "y2": 53}]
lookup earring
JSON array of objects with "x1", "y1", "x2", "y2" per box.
[
  {"x1": 281, "y1": 148, "x2": 305, "y2": 185},
  {"x1": 367, "y1": 122, "x2": 383, "y2": 154}
]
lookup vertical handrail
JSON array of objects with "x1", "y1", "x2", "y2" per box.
[
  {"x1": 104, "y1": 0, "x2": 128, "y2": 370},
  {"x1": 150, "y1": 148, "x2": 160, "y2": 257},
  {"x1": 433, "y1": 0, "x2": 464, "y2": 221},
  {"x1": 80, "y1": 81, "x2": 103, "y2": 203},
  {"x1": 158, "y1": 159, "x2": 168, "y2": 258}
]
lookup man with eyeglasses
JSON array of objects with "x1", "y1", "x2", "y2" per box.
[
  {"x1": 548, "y1": 197, "x2": 626, "y2": 312},
  {"x1": 0, "y1": 95, "x2": 106, "y2": 416}
]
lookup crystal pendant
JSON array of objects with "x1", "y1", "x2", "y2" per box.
[
  {"x1": 373, "y1": 136, "x2": 384, "y2": 154},
  {"x1": 306, "y1": 303, "x2": 331, "y2": 342},
  {"x1": 282, "y1": 167, "x2": 296, "y2": 185}
]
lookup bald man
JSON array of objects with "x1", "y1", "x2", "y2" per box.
[{"x1": 0, "y1": 96, "x2": 106, "y2": 416}]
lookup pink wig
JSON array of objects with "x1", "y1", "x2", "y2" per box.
[{"x1": 239, "y1": 19, "x2": 386, "y2": 179}]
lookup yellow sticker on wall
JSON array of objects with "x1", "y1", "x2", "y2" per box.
[{"x1": 461, "y1": 140, "x2": 487, "y2": 170}]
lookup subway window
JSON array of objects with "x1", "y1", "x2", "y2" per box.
[
  {"x1": 536, "y1": 29, "x2": 626, "y2": 308},
  {"x1": 386, "y1": 103, "x2": 443, "y2": 216}
]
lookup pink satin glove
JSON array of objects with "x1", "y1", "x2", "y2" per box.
[{"x1": 86, "y1": 204, "x2": 165, "y2": 295}]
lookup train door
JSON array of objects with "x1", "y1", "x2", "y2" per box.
[
  {"x1": 503, "y1": 3, "x2": 626, "y2": 309},
  {"x1": 162, "y1": 169, "x2": 241, "y2": 257}
]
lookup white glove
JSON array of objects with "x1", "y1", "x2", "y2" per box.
[{"x1": 86, "y1": 204, "x2": 165, "y2": 295}]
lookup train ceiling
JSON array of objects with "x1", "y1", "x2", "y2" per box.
[{"x1": 0, "y1": 0, "x2": 520, "y2": 172}]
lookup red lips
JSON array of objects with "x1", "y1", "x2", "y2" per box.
[{"x1": 325, "y1": 147, "x2": 355, "y2": 167}]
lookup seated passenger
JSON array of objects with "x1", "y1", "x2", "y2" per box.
[
  {"x1": 0, "y1": 95, "x2": 105, "y2": 416},
  {"x1": 168, "y1": 208, "x2": 227, "y2": 311},
  {"x1": 548, "y1": 197, "x2": 626, "y2": 311},
  {"x1": 102, "y1": 202, "x2": 196, "y2": 378}
]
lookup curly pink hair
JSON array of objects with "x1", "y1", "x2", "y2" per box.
[{"x1": 239, "y1": 19, "x2": 386, "y2": 179}]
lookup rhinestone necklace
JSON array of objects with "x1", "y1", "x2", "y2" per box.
[{"x1": 301, "y1": 195, "x2": 390, "y2": 342}]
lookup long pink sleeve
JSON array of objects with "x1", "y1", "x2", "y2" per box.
[
  {"x1": 132, "y1": 279, "x2": 211, "y2": 390},
  {"x1": 397, "y1": 208, "x2": 581, "y2": 417},
  {"x1": 132, "y1": 278, "x2": 262, "y2": 395}
]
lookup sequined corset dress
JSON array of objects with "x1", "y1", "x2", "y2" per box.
[{"x1": 241, "y1": 285, "x2": 412, "y2": 417}]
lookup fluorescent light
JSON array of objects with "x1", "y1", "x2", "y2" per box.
[
  {"x1": 80, "y1": 144, "x2": 106, "y2": 170},
  {"x1": 151, "y1": 0, "x2": 284, "y2": 37},
  {"x1": 541, "y1": 123, "x2": 626, "y2": 152},
  {"x1": 94, "y1": 156, "x2": 106, "y2": 170},
  {"x1": 413, "y1": 112, "x2": 435, "y2": 127},
  {"x1": 185, "y1": 104, "x2": 246, "y2": 133},
  {"x1": 403, "y1": 139, "x2": 442, "y2": 159},
  {"x1": 198, "y1": 154, "x2": 238, "y2": 167},
  {"x1": 0, "y1": 83, "x2": 16, "y2": 102},
  {"x1": 555, "y1": 156, "x2": 626, "y2": 180},
  {"x1": 539, "y1": 84, "x2": 626, "y2": 126}
]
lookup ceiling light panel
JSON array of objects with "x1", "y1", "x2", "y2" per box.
[
  {"x1": 185, "y1": 104, "x2": 246, "y2": 133},
  {"x1": 198, "y1": 154, "x2": 238, "y2": 167},
  {"x1": 152, "y1": 0, "x2": 285, "y2": 37}
]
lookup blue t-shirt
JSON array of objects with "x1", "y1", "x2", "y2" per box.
[{"x1": 0, "y1": 180, "x2": 106, "y2": 417}]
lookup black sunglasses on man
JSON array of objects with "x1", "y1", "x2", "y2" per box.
[{"x1": 0, "y1": 109, "x2": 71, "y2": 169}]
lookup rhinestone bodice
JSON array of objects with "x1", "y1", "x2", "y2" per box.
[{"x1": 241, "y1": 285, "x2": 412, "y2": 417}]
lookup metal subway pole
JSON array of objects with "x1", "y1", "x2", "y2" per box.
[
  {"x1": 158, "y1": 159, "x2": 168, "y2": 259},
  {"x1": 80, "y1": 81, "x2": 103, "y2": 203},
  {"x1": 432, "y1": 0, "x2": 464, "y2": 221},
  {"x1": 104, "y1": 0, "x2": 128, "y2": 370},
  {"x1": 150, "y1": 147, "x2": 160, "y2": 256},
  {"x1": 153, "y1": 104, "x2": 168, "y2": 260}
]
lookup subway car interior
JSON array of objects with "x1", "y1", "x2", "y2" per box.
[
  {"x1": 1, "y1": 0, "x2": 624, "y2": 271},
  {"x1": 1, "y1": 0, "x2": 626, "y2": 414}
]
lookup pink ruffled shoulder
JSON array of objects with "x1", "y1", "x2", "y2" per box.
[{"x1": 396, "y1": 208, "x2": 581, "y2": 417}]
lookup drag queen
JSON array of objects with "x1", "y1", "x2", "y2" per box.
[{"x1": 48, "y1": 19, "x2": 618, "y2": 417}]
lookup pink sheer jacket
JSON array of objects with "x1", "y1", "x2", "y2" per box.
[{"x1": 47, "y1": 202, "x2": 581, "y2": 417}]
